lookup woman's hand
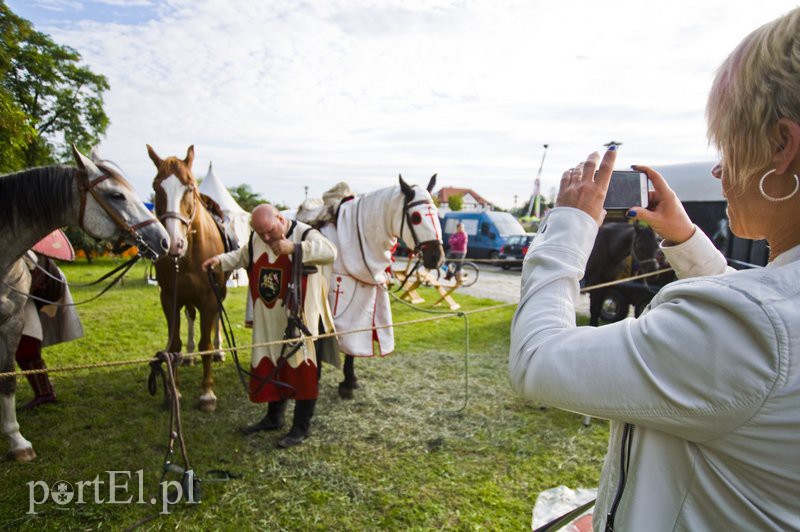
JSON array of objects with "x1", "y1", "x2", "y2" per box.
[
  {"x1": 626, "y1": 165, "x2": 695, "y2": 245},
  {"x1": 555, "y1": 147, "x2": 617, "y2": 225}
]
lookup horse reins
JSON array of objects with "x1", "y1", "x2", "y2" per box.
[
  {"x1": 207, "y1": 240, "x2": 312, "y2": 400},
  {"x1": 0, "y1": 254, "x2": 141, "y2": 308}
]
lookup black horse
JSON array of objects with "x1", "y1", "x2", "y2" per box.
[{"x1": 585, "y1": 222, "x2": 672, "y2": 326}]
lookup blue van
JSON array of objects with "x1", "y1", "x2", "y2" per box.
[{"x1": 441, "y1": 211, "x2": 526, "y2": 259}]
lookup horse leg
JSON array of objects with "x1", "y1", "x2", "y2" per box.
[
  {"x1": 159, "y1": 292, "x2": 183, "y2": 404},
  {"x1": 589, "y1": 289, "x2": 603, "y2": 327},
  {"x1": 182, "y1": 306, "x2": 196, "y2": 367},
  {"x1": 212, "y1": 321, "x2": 224, "y2": 362},
  {"x1": 0, "y1": 330, "x2": 35, "y2": 462},
  {"x1": 338, "y1": 355, "x2": 359, "y2": 399},
  {"x1": 196, "y1": 307, "x2": 218, "y2": 412}
]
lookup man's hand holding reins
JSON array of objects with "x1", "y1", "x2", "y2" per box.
[{"x1": 202, "y1": 256, "x2": 220, "y2": 272}]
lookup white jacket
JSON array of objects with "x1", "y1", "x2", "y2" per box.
[{"x1": 509, "y1": 207, "x2": 800, "y2": 531}]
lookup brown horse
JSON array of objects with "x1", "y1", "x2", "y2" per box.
[{"x1": 148, "y1": 144, "x2": 230, "y2": 412}]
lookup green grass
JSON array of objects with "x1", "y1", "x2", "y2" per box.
[{"x1": 1, "y1": 258, "x2": 607, "y2": 531}]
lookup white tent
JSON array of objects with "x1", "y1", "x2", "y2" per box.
[
  {"x1": 198, "y1": 162, "x2": 251, "y2": 243},
  {"x1": 198, "y1": 162, "x2": 251, "y2": 286}
]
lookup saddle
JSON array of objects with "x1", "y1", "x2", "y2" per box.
[{"x1": 199, "y1": 193, "x2": 240, "y2": 253}]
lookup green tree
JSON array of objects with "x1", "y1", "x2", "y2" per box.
[
  {"x1": 447, "y1": 193, "x2": 463, "y2": 211},
  {"x1": 1, "y1": 2, "x2": 110, "y2": 168},
  {"x1": 228, "y1": 183, "x2": 268, "y2": 212},
  {"x1": 0, "y1": 90, "x2": 34, "y2": 172}
]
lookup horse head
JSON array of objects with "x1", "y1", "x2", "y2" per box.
[
  {"x1": 72, "y1": 146, "x2": 169, "y2": 260},
  {"x1": 398, "y1": 174, "x2": 444, "y2": 269},
  {"x1": 148, "y1": 144, "x2": 201, "y2": 258},
  {"x1": 631, "y1": 222, "x2": 660, "y2": 273}
]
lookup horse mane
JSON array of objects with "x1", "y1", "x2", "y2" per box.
[
  {"x1": 297, "y1": 181, "x2": 356, "y2": 227},
  {"x1": 0, "y1": 166, "x2": 76, "y2": 234}
]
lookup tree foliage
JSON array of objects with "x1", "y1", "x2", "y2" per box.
[
  {"x1": 0, "y1": 2, "x2": 109, "y2": 169},
  {"x1": 228, "y1": 183, "x2": 268, "y2": 212},
  {"x1": 447, "y1": 193, "x2": 463, "y2": 212}
]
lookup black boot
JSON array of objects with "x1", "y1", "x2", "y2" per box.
[
  {"x1": 277, "y1": 399, "x2": 315, "y2": 448},
  {"x1": 241, "y1": 399, "x2": 287, "y2": 435},
  {"x1": 338, "y1": 355, "x2": 360, "y2": 399}
]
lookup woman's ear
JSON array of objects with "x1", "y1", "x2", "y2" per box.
[{"x1": 772, "y1": 118, "x2": 800, "y2": 174}]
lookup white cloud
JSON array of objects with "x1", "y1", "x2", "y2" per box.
[{"x1": 33, "y1": 0, "x2": 797, "y2": 209}]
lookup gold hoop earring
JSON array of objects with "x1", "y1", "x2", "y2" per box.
[{"x1": 758, "y1": 169, "x2": 800, "y2": 202}]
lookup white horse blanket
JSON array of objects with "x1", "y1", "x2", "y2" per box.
[{"x1": 298, "y1": 184, "x2": 396, "y2": 357}]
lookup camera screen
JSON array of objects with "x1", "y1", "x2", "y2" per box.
[{"x1": 604, "y1": 171, "x2": 645, "y2": 209}]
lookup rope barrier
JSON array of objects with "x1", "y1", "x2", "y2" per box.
[
  {"x1": 0, "y1": 264, "x2": 674, "y2": 380},
  {"x1": 0, "y1": 303, "x2": 515, "y2": 379},
  {"x1": 579, "y1": 267, "x2": 673, "y2": 292}
]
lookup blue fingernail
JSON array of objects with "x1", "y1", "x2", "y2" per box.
[
  {"x1": 608, "y1": 145, "x2": 617, "y2": 151},
  {"x1": 626, "y1": 209, "x2": 636, "y2": 218}
]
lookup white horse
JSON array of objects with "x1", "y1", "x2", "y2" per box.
[
  {"x1": 0, "y1": 146, "x2": 169, "y2": 461},
  {"x1": 299, "y1": 175, "x2": 444, "y2": 398}
]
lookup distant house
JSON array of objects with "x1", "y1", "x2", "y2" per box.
[{"x1": 435, "y1": 187, "x2": 494, "y2": 213}]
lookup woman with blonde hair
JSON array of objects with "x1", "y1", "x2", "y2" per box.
[{"x1": 510, "y1": 9, "x2": 800, "y2": 530}]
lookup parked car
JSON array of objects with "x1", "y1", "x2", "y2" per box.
[
  {"x1": 498, "y1": 233, "x2": 535, "y2": 269},
  {"x1": 441, "y1": 211, "x2": 526, "y2": 260}
]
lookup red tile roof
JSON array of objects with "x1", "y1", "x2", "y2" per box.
[{"x1": 435, "y1": 187, "x2": 492, "y2": 206}]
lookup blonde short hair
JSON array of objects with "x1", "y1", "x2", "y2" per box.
[{"x1": 706, "y1": 8, "x2": 800, "y2": 195}]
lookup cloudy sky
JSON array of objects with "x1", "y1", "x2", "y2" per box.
[{"x1": 8, "y1": 0, "x2": 797, "y2": 210}]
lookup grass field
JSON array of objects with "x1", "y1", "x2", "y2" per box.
[{"x1": 0, "y1": 258, "x2": 608, "y2": 531}]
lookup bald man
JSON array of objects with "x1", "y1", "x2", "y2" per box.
[{"x1": 203, "y1": 204, "x2": 336, "y2": 448}]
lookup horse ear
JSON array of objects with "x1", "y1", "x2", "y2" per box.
[
  {"x1": 72, "y1": 144, "x2": 102, "y2": 177},
  {"x1": 426, "y1": 174, "x2": 437, "y2": 193},
  {"x1": 184, "y1": 145, "x2": 195, "y2": 168},
  {"x1": 89, "y1": 145, "x2": 102, "y2": 163},
  {"x1": 398, "y1": 174, "x2": 414, "y2": 199},
  {"x1": 146, "y1": 144, "x2": 163, "y2": 168}
]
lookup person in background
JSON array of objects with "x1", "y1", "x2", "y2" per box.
[
  {"x1": 16, "y1": 252, "x2": 83, "y2": 409},
  {"x1": 509, "y1": 9, "x2": 800, "y2": 530},
  {"x1": 446, "y1": 222, "x2": 468, "y2": 280}
]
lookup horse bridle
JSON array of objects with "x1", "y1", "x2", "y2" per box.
[
  {"x1": 156, "y1": 181, "x2": 199, "y2": 230},
  {"x1": 630, "y1": 226, "x2": 659, "y2": 272},
  {"x1": 76, "y1": 166, "x2": 160, "y2": 258},
  {"x1": 398, "y1": 190, "x2": 440, "y2": 255}
]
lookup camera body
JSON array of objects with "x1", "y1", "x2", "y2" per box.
[{"x1": 603, "y1": 170, "x2": 649, "y2": 210}]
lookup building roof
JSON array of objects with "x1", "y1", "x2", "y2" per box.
[{"x1": 435, "y1": 187, "x2": 492, "y2": 206}]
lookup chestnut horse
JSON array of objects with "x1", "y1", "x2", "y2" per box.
[{"x1": 148, "y1": 144, "x2": 230, "y2": 412}]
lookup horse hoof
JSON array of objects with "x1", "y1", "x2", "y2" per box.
[
  {"x1": 10, "y1": 446, "x2": 36, "y2": 463},
  {"x1": 337, "y1": 383, "x2": 354, "y2": 400},
  {"x1": 212, "y1": 352, "x2": 225, "y2": 363},
  {"x1": 198, "y1": 397, "x2": 217, "y2": 412}
]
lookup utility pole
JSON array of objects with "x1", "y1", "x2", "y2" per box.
[
  {"x1": 304, "y1": 185, "x2": 308, "y2": 200},
  {"x1": 513, "y1": 194, "x2": 518, "y2": 211},
  {"x1": 527, "y1": 144, "x2": 549, "y2": 218}
]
